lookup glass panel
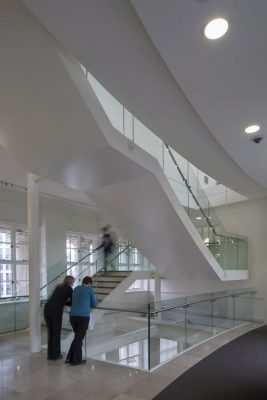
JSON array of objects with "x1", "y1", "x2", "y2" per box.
[
  {"x1": 168, "y1": 179, "x2": 189, "y2": 209},
  {"x1": 16, "y1": 264, "x2": 28, "y2": 281},
  {"x1": 0, "y1": 298, "x2": 28, "y2": 332},
  {"x1": 66, "y1": 234, "x2": 79, "y2": 263},
  {"x1": 212, "y1": 295, "x2": 234, "y2": 333},
  {"x1": 15, "y1": 228, "x2": 28, "y2": 261},
  {"x1": 147, "y1": 305, "x2": 186, "y2": 370},
  {"x1": 88, "y1": 308, "x2": 150, "y2": 371},
  {"x1": 237, "y1": 234, "x2": 248, "y2": 270},
  {"x1": 124, "y1": 109, "x2": 134, "y2": 140},
  {"x1": 133, "y1": 118, "x2": 163, "y2": 167},
  {"x1": 164, "y1": 147, "x2": 188, "y2": 185},
  {"x1": 87, "y1": 71, "x2": 124, "y2": 133},
  {"x1": 185, "y1": 300, "x2": 213, "y2": 347},
  {"x1": 233, "y1": 293, "x2": 265, "y2": 325},
  {"x1": 0, "y1": 224, "x2": 12, "y2": 261},
  {"x1": 0, "y1": 263, "x2": 13, "y2": 297},
  {"x1": 0, "y1": 301, "x2": 15, "y2": 333},
  {"x1": 14, "y1": 300, "x2": 29, "y2": 330}
]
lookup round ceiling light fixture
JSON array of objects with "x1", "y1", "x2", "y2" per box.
[
  {"x1": 203, "y1": 18, "x2": 229, "y2": 40},
  {"x1": 244, "y1": 125, "x2": 260, "y2": 134}
]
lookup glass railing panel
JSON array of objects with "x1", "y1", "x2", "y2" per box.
[
  {"x1": 167, "y1": 179, "x2": 189, "y2": 209},
  {"x1": 87, "y1": 72, "x2": 124, "y2": 133},
  {"x1": 126, "y1": 248, "x2": 154, "y2": 272},
  {"x1": 234, "y1": 294, "x2": 265, "y2": 326},
  {"x1": 133, "y1": 118, "x2": 164, "y2": 168},
  {"x1": 48, "y1": 260, "x2": 68, "y2": 280},
  {"x1": 149, "y1": 306, "x2": 186, "y2": 370},
  {"x1": 212, "y1": 296, "x2": 234, "y2": 333},
  {"x1": 14, "y1": 299, "x2": 29, "y2": 331},
  {"x1": 225, "y1": 235, "x2": 238, "y2": 270},
  {"x1": 124, "y1": 108, "x2": 134, "y2": 140},
  {"x1": 208, "y1": 239, "x2": 227, "y2": 269},
  {"x1": 0, "y1": 298, "x2": 29, "y2": 334},
  {"x1": 233, "y1": 293, "x2": 253, "y2": 326},
  {"x1": 163, "y1": 146, "x2": 188, "y2": 187},
  {"x1": 45, "y1": 288, "x2": 260, "y2": 371},
  {"x1": 237, "y1": 234, "x2": 248, "y2": 270},
  {"x1": 0, "y1": 300, "x2": 16, "y2": 333},
  {"x1": 185, "y1": 300, "x2": 213, "y2": 347},
  {"x1": 40, "y1": 260, "x2": 67, "y2": 288},
  {"x1": 88, "y1": 308, "x2": 150, "y2": 371}
]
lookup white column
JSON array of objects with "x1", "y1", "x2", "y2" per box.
[{"x1": 27, "y1": 173, "x2": 41, "y2": 352}]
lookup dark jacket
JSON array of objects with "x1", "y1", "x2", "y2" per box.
[
  {"x1": 97, "y1": 233, "x2": 114, "y2": 255},
  {"x1": 44, "y1": 284, "x2": 73, "y2": 316}
]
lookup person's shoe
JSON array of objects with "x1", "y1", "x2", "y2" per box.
[
  {"x1": 47, "y1": 356, "x2": 52, "y2": 360},
  {"x1": 65, "y1": 358, "x2": 70, "y2": 364},
  {"x1": 70, "y1": 360, "x2": 86, "y2": 366},
  {"x1": 51, "y1": 354, "x2": 63, "y2": 360}
]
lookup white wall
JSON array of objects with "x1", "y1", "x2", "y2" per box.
[
  {"x1": 0, "y1": 187, "x2": 27, "y2": 225},
  {"x1": 216, "y1": 197, "x2": 267, "y2": 298},
  {"x1": 161, "y1": 197, "x2": 267, "y2": 321}
]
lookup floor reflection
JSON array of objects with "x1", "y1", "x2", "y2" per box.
[{"x1": 92, "y1": 337, "x2": 180, "y2": 370}]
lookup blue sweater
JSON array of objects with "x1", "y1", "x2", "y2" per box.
[{"x1": 70, "y1": 285, "x2": 97, "y2": 318}]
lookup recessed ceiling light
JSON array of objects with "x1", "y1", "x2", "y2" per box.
[
  {"x1": 196, "y1": 217, "x2": 202, "y2": 220},
  {"x1": 203, "y1": 18, "x2": 229, "y2": 40},
  {"x1": 244, "y1": 125, "x2": 260, "y2": 134}
]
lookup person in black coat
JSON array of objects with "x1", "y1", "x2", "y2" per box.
[{"x1": 44, "y1": 275, "x2": 75, "y2": 360}]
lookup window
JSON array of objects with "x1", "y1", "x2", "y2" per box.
[
  {"x1": 0, "y1": 223, "x2": 28, "y2": 298},
  {"x1": 66, "y1": 232, "x2": 97, "y2": 278}
]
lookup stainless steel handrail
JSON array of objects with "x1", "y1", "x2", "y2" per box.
[
  {"x1": 94, "y1": 290, "x2": 257, "y2": 315},
  {"x1": 165, "y1": 143, "x2": 244, "y2": 243}
]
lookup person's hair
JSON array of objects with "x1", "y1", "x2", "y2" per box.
[
  {"x1": 101, "y1": 224, "x2": 112, "y2": 233},
  {"x1": 82, "y1": 276, "x2": 92, "y2": 285},
  {"x1": 59, "y1": 275, "x2": 75, "y2": 287}
]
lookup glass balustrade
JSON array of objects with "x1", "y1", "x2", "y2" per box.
[
  {"x1": 0, "y1": 296, "x2": 29, "y2": 334},
  {"x1": 1, "y1": 288, "x2": 262, "y2": 371},
  {"x1": 64, "y1": 288, "x2": 262, "y2": 372},
  {"x1": 84, "y1": 68, "x2": 248, "y2": 272}
]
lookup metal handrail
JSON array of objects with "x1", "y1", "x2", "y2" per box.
[
  {"x1": 0, "y1": 295, "x2": 29, "y2": 301},
  {"x1": 95, "y1": 289, "x2": 257, "y2": 315},
  {"x1": 165, "y1": 143, "x2": 243, "y2": 243},
  {"x1": 74, "y1": 242, "x2": 132, "y2": 282},
  {"x1": 40, "y1": 240, "x2": 132, "y2": 291},
  {"x1": 40, "y1": 248, "x2": 98, "y2": 291}
]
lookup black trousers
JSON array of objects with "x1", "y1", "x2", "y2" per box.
[
  {"x1": 66, "y1": 316, "x2": 89, "y2": 364},
  {"x1": 44, "y1": 310, "x2": 62, "y2": 359}
]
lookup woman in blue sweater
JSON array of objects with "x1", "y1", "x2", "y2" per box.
[{"x1": 66, "y1": 276, "x2": 97, "y2": 366}]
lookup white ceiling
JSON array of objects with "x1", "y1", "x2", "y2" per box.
[
  {"x1": 0, "y1": 0, "x2": 267, "y2": 206},
  {"x1": 132, "y1": 0, "x2": 267, "y2": 187},
  {"x1": 20, "y1": 0, "x2": 267, "y2": 198},
  {"x1": 0, "y1": 146, "x2": 94, "y2": 206}
]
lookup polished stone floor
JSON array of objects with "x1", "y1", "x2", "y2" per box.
[{"x1": 0, "y1": 322, "x2": 263, "y2": 400}]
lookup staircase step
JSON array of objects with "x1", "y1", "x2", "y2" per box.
[
  {"x1": 95, "y1": 271, "x2": 130, "y2": 277},
  {"x1": 92, "y1": 282, "x2": 118, "y2": 289},
  {"x1": 93, "y1": 277, "x2": 124, "y2": 283},
  {"x1": 94, "y1": 287, "x2": 112, "y2": 295},
  {"x1": 96, "y1": 293, "x2": 107, "y2": 300}
]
